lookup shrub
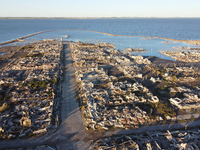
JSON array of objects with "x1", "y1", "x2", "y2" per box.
[
  {"x1": 125, "y1": 90, "x2": 131, "y2": 95},
  {"x1": 48, "y1": 91, "x2": 52, "y2": 97},
  {"x1": 137, "y1": 102, "x2": 176, "y2": 119},
  {"x1": 52, "y1": 78, "x2": 58, "y2": 85},
  {"x1": 19, "y1": 45, "x2": 33, "y2": 51},
  {"x1": 172, "y1": 76, "x2": 177, "y2": 82},
  {"x1": 25, "y1": 79, "x2": 50, "y2": 90},
  {"x1": 151, "y1": 102, "x2": 176, "y2": 118}
]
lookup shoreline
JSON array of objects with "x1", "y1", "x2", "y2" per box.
[
  {"x1": 0, "y1": 30, "x2": 56, "y2": 46},
  {"x1": 0, "y1": 29, "x2": 200, "y2": 47}
]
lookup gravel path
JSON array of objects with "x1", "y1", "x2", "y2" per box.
[{"x1": 55, "y1": 43, "x2": 89, "y2": 150}]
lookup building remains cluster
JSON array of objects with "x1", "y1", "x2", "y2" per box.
[
  {"x1": 160, "y1": 49, "x2": 200, "y2": 62},
  {"x1": 90, "y1": 129, "x2": 200, "y2": 150},
  {"x1": 70, "y1": 42, "x2": 162, "y2": 131},
  {"x1": 72, "y1": 41, "x2": 200, "y2": 149},
  {"x1": 0, "y1": 40, "x2": 63, "y2": 139},
  {"x1": 1, "y1": 39, "x2": 200, "y2": 150},
  {"x1": 70, "y1": 42, "x2": 199, "y2": 130}
]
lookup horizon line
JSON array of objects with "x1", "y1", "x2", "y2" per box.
[{"x1": 1, "y1": 17, "x2": 200, "y2": 19}]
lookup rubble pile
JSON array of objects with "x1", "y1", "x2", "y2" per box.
[
  {"x1": 91, "y1": 129, "x2": 200, "y2": 149},
  {"x1": 71, "y1": 42, "x2": 162, "y2": 130},
  {"x1": 170, "y1": 89, "x2": 200, "y2": 109},
  {"x1": 0, "y1": 40, "x2": 63, "y2": 139},
  {"x1": 71, "y1": 41, "x2": 200, "y2": 131},
  {"x1": 149, "y1": 65, "x2": 200, "y2": 114},
  {"x1": 160, "y1": 50, "x2": 200, "y2": 62}
]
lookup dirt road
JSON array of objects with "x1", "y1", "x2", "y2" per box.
[{"x1": 55, "y1": 43, "x2": 89, "y2": 150}]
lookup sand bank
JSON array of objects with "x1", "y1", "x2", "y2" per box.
[
  {"x1": 88, "y1": 30, "x2": 200, "y2": 45},
  {"x1": 0, "y1": 30, "x2": 55, "y2": 46},
  {"x1": 0, "y1": 29, "x2": 200, "y2": 46}
]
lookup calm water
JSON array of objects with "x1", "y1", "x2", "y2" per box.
[
  {"x1": 1, "y1": 18, "x2": 200, "y2": 60},
  {"x1": 1, "y1": 18, "x2": 200, "y2": 43},
  {"x1": 17, "y1": 30, "x2": 200, "y2": 60}
]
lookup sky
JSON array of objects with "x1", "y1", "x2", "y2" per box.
[{"x1": 0, "y1": 0, "x2": 200, "y2": 18}]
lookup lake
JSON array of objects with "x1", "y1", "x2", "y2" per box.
[{"x1": 1, "y1": 18, "x2": 200, "y2": 60}]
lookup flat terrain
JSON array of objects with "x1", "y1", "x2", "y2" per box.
[{"x1": 56, "y1": 43, "x2": 89, "y2": 150}]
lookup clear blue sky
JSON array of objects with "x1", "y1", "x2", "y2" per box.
[{"x1": 0, "y1": 0, "x2": 200, "y2": 18}]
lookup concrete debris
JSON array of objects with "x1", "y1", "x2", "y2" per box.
[
  {"x1": 0, "y1": 40, "x2": 63, "y2": 139},
  {"x1": 70, "y1": 41, "x2": 200, "y2": 131},
  {"x1": 160, "y1": 50, "x2": 200, "y2": 62},
  {"x1": 91, "y1": 129, "x2": 200, "y2": 149},
  {"x1": 71, "y1": 42, "x2": 162, "y2": 130}
]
